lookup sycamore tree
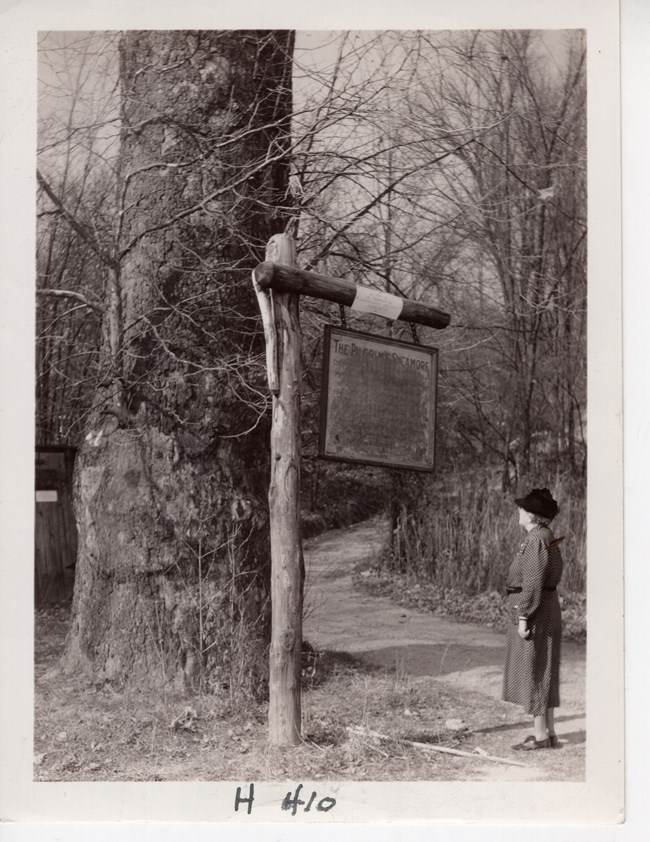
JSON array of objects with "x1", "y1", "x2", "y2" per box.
[
  {"x1": 39, "y1": 30, "x2": 294, "y2": 693},
  {"x1": 37, "y1": 30, "x2": 428, "y2": 691}
]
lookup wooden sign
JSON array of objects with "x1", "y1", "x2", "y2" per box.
[
  {"x1": 319, "y1": 326, "x2": 439, "y2": 471},
  {"x1": 36, "y1": 490, "x2": 58, "y2": 503}
]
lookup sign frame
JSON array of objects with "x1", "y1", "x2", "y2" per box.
[{"x1": 318, "y1": 325, "x2": 439, "y2": 472}]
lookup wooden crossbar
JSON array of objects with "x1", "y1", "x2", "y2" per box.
[{"x1": 253, "y1": 261, "x2": 451, "y2": 330}]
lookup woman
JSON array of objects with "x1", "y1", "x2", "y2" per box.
[{"x1": 503, "y1": 487, "x2": 564, "y2": 750}]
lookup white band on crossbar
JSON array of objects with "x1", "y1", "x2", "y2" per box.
[{"x1": 351, "y1": 285, "x2": 403, "y2": 320}]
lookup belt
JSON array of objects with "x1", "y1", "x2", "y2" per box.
[{"x1": 506, "y1": 586, "x2": 556, "y2": 595}]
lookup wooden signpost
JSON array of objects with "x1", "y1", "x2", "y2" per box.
[
  {"x1": 253, "y1": 235, "x2": 303, "y2": 746},
  {"x1": 252, "y1": 233, "x2": 450, "y2": 747}
]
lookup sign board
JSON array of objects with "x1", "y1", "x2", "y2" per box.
[
  {"x1": 319, "y1": 326, "x2": 438, "y2": 471},
  {"x1": 36, "y1": 490, "x2": 58, "y2": 503}
]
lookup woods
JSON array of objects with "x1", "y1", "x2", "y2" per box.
[{"x1": 36, "y1": 29, "x2": 587, "y2": 700}]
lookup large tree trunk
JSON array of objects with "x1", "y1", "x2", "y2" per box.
[{"x1": 63, "y1": 30, "x2": 294, "y2": 695}]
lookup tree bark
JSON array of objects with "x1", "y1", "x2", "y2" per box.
[{"x1": 63, "y1": 30, "x2": 294, "y2": 694}]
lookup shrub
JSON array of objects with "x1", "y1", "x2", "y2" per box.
[{"x1": 388, "y1": 470, "x2": 586, "y2": 595}]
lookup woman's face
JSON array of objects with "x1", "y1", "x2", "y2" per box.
[{"x1": 518, "y1": 507, "x2": 534, "y2": 529}]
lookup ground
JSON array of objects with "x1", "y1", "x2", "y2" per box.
[{"x1": 34, "y1": 518, "x2": 585, "y2": 782}]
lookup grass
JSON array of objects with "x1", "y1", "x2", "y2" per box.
[{"x1": 34, "y1": 606, "x2": 584, "y2": 782}]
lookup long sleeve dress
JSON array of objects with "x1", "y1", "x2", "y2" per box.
[{"x1": 502, "y1": 525, "x2": 564, "y2": 715}]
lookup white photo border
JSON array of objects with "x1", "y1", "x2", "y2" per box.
[{"x1": 0, "y1": 0, "x2": 630, "y2": 830}]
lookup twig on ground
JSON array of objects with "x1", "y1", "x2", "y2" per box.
[
  {"x1": 361, "y1": 740, "x2": 390, "y2": 759},
  {"x1": 347, "y1": 725, "x2": 526, "y2": 768}
]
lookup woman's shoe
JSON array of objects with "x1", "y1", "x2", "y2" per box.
[
  {"x1": 548, "y1": 734, "x2": 559, "y2": 748},
  {"x1": 515, "y1": 735, "x2": 551, "y2": 751}
]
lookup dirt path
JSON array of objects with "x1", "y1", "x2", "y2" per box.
[{"x1": 303, "y1": 518, "x2": 586, "y2": 780}]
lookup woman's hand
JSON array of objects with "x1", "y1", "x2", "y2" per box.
[{"x1": 518, "y1": 619, "x2": 531, "y2": 640}]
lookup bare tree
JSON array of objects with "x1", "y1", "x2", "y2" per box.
[
  {"x1": 36, "y1": 32, "x2": 120, "y2": 444},
  {"x1": 405, "y1": 30, "x2": 587, "y2": 483}
]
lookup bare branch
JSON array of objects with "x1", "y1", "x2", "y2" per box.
[{"x1": 37, "y1": 288, "x2": 105, "y2": 314}]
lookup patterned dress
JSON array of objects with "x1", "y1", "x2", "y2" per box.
[{"x1": 502, "y1": 525, "x2": 564, "y2": 715}]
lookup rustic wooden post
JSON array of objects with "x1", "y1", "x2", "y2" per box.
[
  {"x1": 253, "y1": 233, "x2": 303, "y2": 746},
  {"x1": 252, "y1": 240, "x2": 451, "y2": 747}
]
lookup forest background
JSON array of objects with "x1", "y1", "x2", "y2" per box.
[{"x1": 35, "y1": 29, "x2": 587, "y2": 699}]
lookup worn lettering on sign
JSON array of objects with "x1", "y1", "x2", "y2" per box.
[{"x1": 319, "y1": 326, "x2": 438, "y2": 471}]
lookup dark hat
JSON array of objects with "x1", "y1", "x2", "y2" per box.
[{"x1": 514, "y1": 487, "x2": 559, "y2": 520}]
